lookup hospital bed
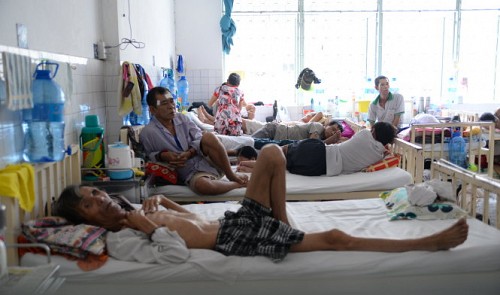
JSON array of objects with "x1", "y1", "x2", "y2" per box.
[
  {"x1": 3, "y1": 157, "x2": 500, "y2": 295},
  {"x1": 397, "y1": 121, "x2": 496, "y2": 179},
  {"x1": 117, "y1": 117, "x2": 419, "y2": 202}
]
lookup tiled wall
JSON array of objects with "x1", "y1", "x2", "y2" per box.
[
  {"x1": 183, "y1": 69, "x2": 223, "y2": 103},
  {"x1": 0, "y1": 45, "x2": 223, "y2": 169},
  {"x1": 0, "y1": 46, "x2": 108, "y2": 169}
]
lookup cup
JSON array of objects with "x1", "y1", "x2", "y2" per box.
[{"x1": 134, "y1": 157, "x2": 145, "y2": 168}]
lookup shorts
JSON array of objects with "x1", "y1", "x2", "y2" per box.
[
  {"x1": 285, "y1": 138, "x2": 326, "y2": 176},
  {"x1": 215, "y1": 198, "x2": 304, "y2": 262},
  {"x1": 188, "y1": 171, "x2": 223, "y2": 193},
  {"x1": 187, "y1": 141, "x2": 224, "y2": 193}
]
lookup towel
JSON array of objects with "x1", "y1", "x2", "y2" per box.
[
  {"x1": 176, "y1": 55, "x2": 184, "y2": 74},
  {"x1": 0, "y1": 164, "x2": 35, "y2": 211},
  {"x1": 118, "y1": 61, "x2": 142, "y2": 116},
  {"x1": 1, "y1": 52, "x2": 33, "y2": 110},
  {"x1": 220, "y1": 0, "x2": 236, "y2": 54}
]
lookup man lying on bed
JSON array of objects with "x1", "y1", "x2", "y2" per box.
[
  {"x1": 238, "y1": 121, "x2": 395, "y2": 176},
  {"x1": 54, "y1": 144, "x2": 468, "y2": 264},
  {"x1": 139, "y1": 86, "x2": 248, "y2": 195}
]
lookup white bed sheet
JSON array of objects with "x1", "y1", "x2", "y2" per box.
[
  {"x1": 148, "y1": 167, "x2": 412, "y2": 199},
  {"x1": 21, "y1": 198, "x2": 500, "y2": 291}
]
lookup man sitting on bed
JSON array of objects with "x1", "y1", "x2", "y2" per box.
[
  {"x1": 139, "y1": 86, "x2": 248, "y2": 195},
  {"x1": 238, "y1": 121, "x2": 396, "y2": 176},
  {"x1": 55, "y1": 144, "x2": 469, "y2": 264}
]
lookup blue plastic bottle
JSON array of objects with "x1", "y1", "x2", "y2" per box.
[
  {"x1": 177, "y1": 76, "x2": 189, "y2": 111},
  {"x1": 159, "y1": 69, "x2": 178, "y2": 109},
  {"x1": 23, "y1": 61, "x2": 66, "y2": 162},
  {"x1": 448, "y1": 131, "x2": 467, "y2": 168}
]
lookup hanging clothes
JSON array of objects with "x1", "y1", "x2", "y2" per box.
[
  {"x1": 118, "y1": 61, "x2": 142, "y2": 117},
  {"x1": 176, "y1": 55, "x2": 184, "y2": 75},
  {"x1": 220, "y1": 0, "x2": 236, "y2": 54},
  {"x1": 0, "y1": 163, "x2": 35, "y2": 211}
]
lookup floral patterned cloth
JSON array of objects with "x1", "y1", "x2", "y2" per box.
[
  {"x1": 213, "y1": 84, "x2": 245, "y2": 136},
  {"x1": 22, "y1": 216, "x2": 107, "y2": 259}
]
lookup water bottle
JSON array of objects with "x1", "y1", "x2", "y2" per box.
[
  {"x1": 80, "y1": 115, "x2": 105, "y2": 180},
  {"x1": 160, "y1": 69, "x2": 178, "y2": 109},
  {"x1": 177, "y1": 76, "x2": 189, "y2": 111},
  {"x1": 23, "y1": 61, "x2": 66, "y2": 162},
  {"x1": 448, "y1": 131, "x2": 467, "y2": 168}
]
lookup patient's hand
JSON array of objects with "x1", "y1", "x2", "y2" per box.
[
  {"x1": 142, "y1": 195, "x2": 162, "y2": 213},
  {"x1": 122, "y1": 210, "x2": 158, "y2": 234}
]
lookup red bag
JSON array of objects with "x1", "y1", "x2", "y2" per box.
[{"x1": 145, "y1": 162, "x2": 178, "y2": 185}]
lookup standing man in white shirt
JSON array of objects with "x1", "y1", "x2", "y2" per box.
[{"x1": 367, "y1": 75, "x2": 405, "y2": 129}]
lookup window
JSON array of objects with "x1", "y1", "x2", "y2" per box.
[{"x1": 225, "y1": 0, "x2": 500, "y2": 109}]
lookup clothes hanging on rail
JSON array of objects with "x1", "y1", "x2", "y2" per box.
[{"x1": 118, "y1": 61, "x2": 142, "y2": 117}]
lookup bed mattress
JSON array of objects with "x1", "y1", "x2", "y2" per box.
[
  {"x1": 21, "y1": 198, "x2": 500, "y2": 294},
  {"x1": 148, "y1": 167, "x2": 412, "y2": 200}
]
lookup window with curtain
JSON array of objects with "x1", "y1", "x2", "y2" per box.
[{"x1": 225, "y1": 0, "x2": 500, "y2": 109}]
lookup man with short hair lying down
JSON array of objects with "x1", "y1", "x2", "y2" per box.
[
  {"x1": 238, "y1": 121, "x2": 395, "y2": 176},
  {"x1": 54, "y1": 144, "x2": 468, "y2": 264}
]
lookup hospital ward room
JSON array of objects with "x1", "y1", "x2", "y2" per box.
[{"x1": 1, "y1": 1, "x2": 500, "y2": 294}]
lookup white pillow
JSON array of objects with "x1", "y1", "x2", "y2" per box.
[{"x1": 411, "y1": 113, "x2": 440, "y2": 124}]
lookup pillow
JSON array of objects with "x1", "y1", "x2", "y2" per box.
[
  {"x1": 363, "y1": 155, "x2": 400, "y2": 172},
  {"x1": 341, "y1": 121, "x2": 355, "y2": 138},
  {"x1": 380, "y1": 187, "x2": 468, "y2": 221},
  {"x1": 411, "y1": 113, "x2": 440, "y2": 124},
  {"x1": 146, "y1": 161, "x2": 178, "y2": 185},
  {"x1": 21, "y1": 216, "x2": 107, "y2": 259}
]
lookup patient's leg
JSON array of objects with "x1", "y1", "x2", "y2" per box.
[
  {"x1": 308, "y1": 111, "x2": 324, "y2": 123},
  {"x1": 198, "y1": 105, "x2": 215, "y2": 125},
  {"x1": 291, "y1": 218, "x2": 468, "y2": 253},
  {"x1": 199, "y1": 132, "x2": 247, "y2": 186},
  {"x1": 300, "y1": 111, "x2": 323, "y2": 123},
  {"x1": 245, "y1": 144, "x2": 289, "y2": 224},
  {"x1": 246, "y1": 104, "x2": 256, "y2": 120}
]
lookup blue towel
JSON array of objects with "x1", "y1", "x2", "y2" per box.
[
  {"x1": 220, "y1": 0, "x2": 236, "y2": 54},
  {"x1": 2, "y1": 52, "x2": 33, "y2": 110},
  {"x1": 176, "y1": 55, "x2": 184, "y2": 74}
]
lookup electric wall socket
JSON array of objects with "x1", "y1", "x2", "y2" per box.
[{"x1": 93, "y1": 41, "x2": 107, "y2": 60}]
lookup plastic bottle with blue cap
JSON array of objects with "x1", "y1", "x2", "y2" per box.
[
  {"x1": 448, "y1": 130, "x2": 467, "y2": 168},
  {"x1": 23, "y1": 61, "x2": 66, "y2": 162}
]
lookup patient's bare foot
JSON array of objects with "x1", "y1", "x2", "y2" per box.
[
  {"x1": 426, "y1": 218, "x2": 469, "y2": 251},
  {"x1": 227, "y1": 173, "x2": 249, "y2": 187}
]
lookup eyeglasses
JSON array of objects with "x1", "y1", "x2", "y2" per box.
[{"x1": 156, "y1": 99, "x2": 174, "y2": 107}]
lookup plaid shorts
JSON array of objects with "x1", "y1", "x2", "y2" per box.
[{"x1": 215, "y1": 198, "x2": 305, "y2": 262}]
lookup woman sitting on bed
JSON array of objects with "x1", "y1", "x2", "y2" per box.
[{"x1": 54, "y1": 144, "x2": 468, "y2": 264}]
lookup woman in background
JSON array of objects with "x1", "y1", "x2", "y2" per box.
[{"x1": 208, "y1": 73, "x2": 246, "y2": 136}]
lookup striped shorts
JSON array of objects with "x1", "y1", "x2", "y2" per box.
[{"x1": 215, "y1": 198, "x2": 304, "y2": 262}]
